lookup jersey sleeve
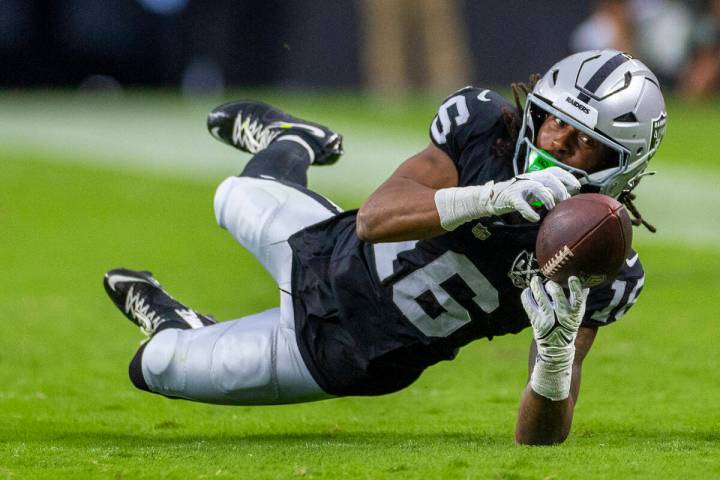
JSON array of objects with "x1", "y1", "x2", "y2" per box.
[
  {"x1": 428, "y1": 86, "x2": 508, "y2": 169},
  {"x1": 581, "y1": 250, "x2": 645, "y2": 327}
]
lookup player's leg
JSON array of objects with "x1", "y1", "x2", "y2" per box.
[
  {"x1": 106, "y1": 270, "x2": 331, "y2": 404},
  {"x1": 213, "y1": 176, "x2": 341, "y2": 289},
  {"x1": 106, "y1": 102, "x2": 344, "y2": 404},
  {"x1": 209, "y1": 101, "x2": 344, "y2": 288},
  {"x1": 137, "y1": 303, "x2": 327, "y2": 405}
]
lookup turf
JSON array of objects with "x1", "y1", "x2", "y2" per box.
[{"x1": 1, "y1": 95, "x2": 719, "y2": 479}]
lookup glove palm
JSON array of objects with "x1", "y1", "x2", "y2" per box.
[{"x1": 521, "y1": 275, "x2": 589, "y2": 400}]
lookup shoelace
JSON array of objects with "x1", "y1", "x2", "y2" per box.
[
  {"x1": 125, "y1": 285, "x2": 162, "y2": 335},
  {"x1": 232, "y1": 114, "x2": 282, "y2": 153}
]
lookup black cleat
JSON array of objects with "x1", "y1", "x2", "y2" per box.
[
  {"x1": 207, "y1": 100, "x2": 343, "y2": 165},
  {"x1": 103, "y1": 268, "x2": 216, "y2": 336}
]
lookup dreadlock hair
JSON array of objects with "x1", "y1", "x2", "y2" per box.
[
  {"x1": 495, "y1": 73, "x2": 657, "y2": 233},
  {"x1": 618, "y1": 191, "x2": 657, "y2": 232},
  {"x1": 492, "y1": 74, "x2": 542, "y2": 161}
]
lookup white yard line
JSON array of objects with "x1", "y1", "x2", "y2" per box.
[{"x1": 0, "y1": 95, "x2": 718, "y2": 248}]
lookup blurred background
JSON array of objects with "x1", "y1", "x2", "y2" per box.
[
  {"x1": 3, "y1": 0, "x2": 720, "y2": 95},
  {"x1": 2, "y1": 2, "x2": 720, "y2": 476},
  {"x1": 2, "y1": 0, "x2": 719, "y2": 241}
]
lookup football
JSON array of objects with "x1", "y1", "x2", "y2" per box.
[{"x1": 536, "y1": 193, "x2": 633, "y2": 287}]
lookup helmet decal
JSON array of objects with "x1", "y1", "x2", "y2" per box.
[
  {"x1": 563, "y1": 95, "x2": 598, "y2": 127},
  {"x1": 649, "y1": 112, "x2": 667, "y2": 152},
  {"x1": 576, "y1": 52, "x2": 632, "y2": 102}
]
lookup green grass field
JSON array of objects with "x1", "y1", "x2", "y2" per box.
[{"x1": 1, "y1": 93, "x2": 719, "y2": 479}]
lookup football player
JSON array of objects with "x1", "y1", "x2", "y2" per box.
[{"x1": 104, "y1": 49, "x2": 666, "y2": 445}]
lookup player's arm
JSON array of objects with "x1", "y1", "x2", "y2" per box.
[
  {"x1": 356, "y1": 143, "x2": 459, "y2": 242},
  {"x1": 514, "y1": 276, "x2": 591, "y2": 445},
  {"x1": 356, "y1": 147, "x2": 581, "y2": 243},
  {"x1": 515, "y1": 253, "x2": 646, "y2": 445},
  {"x1": 515, "y1": 325, "x2": 597, "y2": 445}
]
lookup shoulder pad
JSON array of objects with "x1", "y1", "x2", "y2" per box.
[{"x1": 430, "y1": 86, "x2": 511, "y2": 148}]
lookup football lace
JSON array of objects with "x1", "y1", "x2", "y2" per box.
[{"x1": 540, "y1": 245, "x2": 574, "y2": 278}]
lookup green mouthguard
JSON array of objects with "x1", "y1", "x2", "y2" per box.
[
  {"x1": 527, "y1": 149, "x2": 558, "y2": 207},
  {"x1": 527, "y1": 148, "x2": 558, "y2": 172}
]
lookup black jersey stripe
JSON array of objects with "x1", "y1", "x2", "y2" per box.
[{"x1": 577, "y1": 52, "x2": 630, "y2": 103}]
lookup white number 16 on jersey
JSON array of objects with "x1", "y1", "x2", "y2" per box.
[{"x1": 391, "y1": 251, "x2": 499, "y2": 337}]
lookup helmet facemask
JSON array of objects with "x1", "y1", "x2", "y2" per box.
[{"x1": 513, "y1": 93, "x2": 635, "y2": 198}]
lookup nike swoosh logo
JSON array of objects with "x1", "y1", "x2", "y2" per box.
[
  {"x1": 207, "y1": 111, "x2": 228, "y2": 121},
  {"x1": 268, "y1": 121, "x2": 326, "y2": 138},
  {"x1": 477, "y1": 89, "x2": 491, "y2": 102},
  {"x1": 626, "y1": 253, "x2": 639, "y2": 267},
  {"x1": 106, "y1": 274, "x2": 156, "y2": 292}
]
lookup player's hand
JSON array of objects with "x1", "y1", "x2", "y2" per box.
[
  {"x1": 521, "y1": 275, "x2": 589, "y2": 400},
  {"x1": 490, "y1": 167, "x2": 581, "y2": 222},
  {"x1": 522, "y1": 275, "x2": 588, "y2": 351},
  {"x1": 434, "y1": 167, "x2": 581, "y2": 231},
  {"x1": 518, "y1": 167, "x2": 581, "y2": 200}
]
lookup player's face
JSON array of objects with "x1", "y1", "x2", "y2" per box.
[{"x1": 536, "y1": 115, "x2": 613, "y2": 173}]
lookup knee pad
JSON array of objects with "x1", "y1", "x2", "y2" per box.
[
  {"x1": 209, "y1": 316, "x2": 279, "y2": 402},
  {"x1": 214, "y1": 177, "x2": 287, "y2": 232},
  {"x1": 141, "y1": 329, "x2": 187, "y2": 393}
]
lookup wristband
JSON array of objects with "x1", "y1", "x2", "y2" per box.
[
  {"x1": 434, "y1": 182, "x2": 494, "y2": 231},
  {"x1": 529, "y1": 346, "x2": 574, "y2": 401}
]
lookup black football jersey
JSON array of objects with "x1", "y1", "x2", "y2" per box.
[{"x1": 288, "y1": 87, "x2": 645, "y2": 397}]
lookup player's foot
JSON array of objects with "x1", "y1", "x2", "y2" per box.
[
  {"x1": 103, "y1": 268, "x2": 216, "y2": 336},
  {"x1": 207, "y1": 100, "x2": 343, "y2": 165}
]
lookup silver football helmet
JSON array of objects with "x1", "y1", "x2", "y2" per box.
[{"x1": 513, "y1": 49, "x2": 667, "y2": 198}]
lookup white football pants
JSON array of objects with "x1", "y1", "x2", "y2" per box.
[{"x1": 139, "y1": 176, "x2": 339, "y2": 404}]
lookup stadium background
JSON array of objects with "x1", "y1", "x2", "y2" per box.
[{"x1": 1, "y1": 1, "x2": 718, "y2": 478}]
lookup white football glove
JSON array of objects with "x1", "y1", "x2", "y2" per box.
[
  {"x1": 435, "y1": 167, "x2": 581, "y2": 231},
  {"x1": 521, "y1": 275, "x2": 589, "y2": 401}
]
